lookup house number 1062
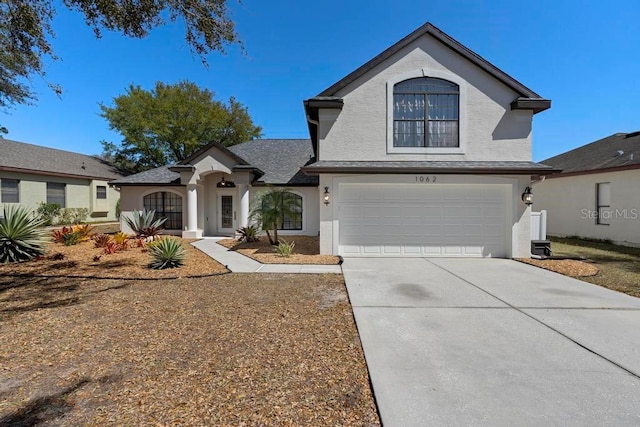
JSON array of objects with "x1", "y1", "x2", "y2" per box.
[{"x1": 415, "y1": 176, "x2": 437, "y2": 183}]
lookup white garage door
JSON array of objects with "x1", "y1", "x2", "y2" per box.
[{"x1": 338, "y1": 183, "x2": 508, "y2": 257}]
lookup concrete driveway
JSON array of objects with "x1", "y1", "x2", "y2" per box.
[{"x1": 343, "y1": 258, "x2": 640, "y2": 426}]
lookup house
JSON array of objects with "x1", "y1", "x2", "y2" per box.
[
  {"x1": 112, "y1": 22, "x2": 557, "y2": 258},
  {"x1": 534, "y1": 131, "x2": 640, "y2": 246},
  {"x1": 0, "y1": 138, "x2": 124, "y2": 221}
]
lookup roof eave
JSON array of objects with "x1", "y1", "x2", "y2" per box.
[
  {"x1": 302, "y1": 165, "x2": 562, "y2": 175},
  {"x1": 317, "y1": 22, "x2": 545, "y2": 100},
  {"x1": 511, "y1": 98, "x2": 552, "y2": 114}
]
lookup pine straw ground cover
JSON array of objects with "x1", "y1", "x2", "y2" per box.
[
  {"x1": 218, "y1": 236, "x2": 340, "y2": 265},
  {"x1": 0, "y1": 239, "x2": 228, "y2": 279},
  {"x1": 0, "y1": 273, "x2": 380, "y2": 425}
]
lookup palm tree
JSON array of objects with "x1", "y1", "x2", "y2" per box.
[{"x1": 250, "y1": 188, "x2": 302, "y2": 245}]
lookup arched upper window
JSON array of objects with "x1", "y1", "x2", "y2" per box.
[
  {"x1": 143, "y1": 191, "x2": 183, "y2": 230},
  {"x1": 393, "y1": 77, "x2": 459, "y2": 148}
]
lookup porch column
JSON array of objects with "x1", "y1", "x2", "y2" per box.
[
  {"x1": 197, "y1": 183, "x2": 205, "y2": 231},
  {"x1": 239, "y1": 184, "x2": 249, "y2": 229},
  {"x1": 183, "y1": 184, "x2": 203, "y2": 238}
]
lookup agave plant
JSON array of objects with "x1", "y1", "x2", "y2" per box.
[
  {"x1": 0, "y1": 206, "x2": 47, "y2": 263},
  {"x1": 148, "y1": 238, "x2": 186, "y2": 269},
  {"x1": 236, "y1": 225, "x2": 259, "y2": 243},
  {"x1": 124, "y1": 209, "x2": 167, "y2": 239}
]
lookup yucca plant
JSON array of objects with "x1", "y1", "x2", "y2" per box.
[
  {"x1": 124, "y1": 209, "x2": 167, "y2": 239},
  {"x1": 148, "y1": 238, "x2": 186, "y2": 269},
  {"x1": 0, "y1": 206, "x2": 47, "y2": 263}
]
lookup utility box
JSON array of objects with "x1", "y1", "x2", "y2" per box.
[{"x1": 531, "y1": 240, "x2": 552, "y2": 257}]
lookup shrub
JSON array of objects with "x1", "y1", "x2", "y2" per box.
[
  {"x1": 103, "y1": 241, "x2": 121, "y2": 255},
  {"x1": 59, "y1": 208, "x2": 89, "y2": 225},
  {"x1": 237, "y1": 225, "x2": 259, "y2": 243},
  {"x1": 124, "y1": 209, "x2": 166, "y2": 239},
  {"x1": 62, "y1": 231, "x2": 83, "y2": 246},
  {"x1": 92, "y1": 234, "x2": 112, "y2": 248},
  {"x1": 148, "y1": 238, "x2": 186, "y2": 269},
  {"x1": 0, "y1": 206, "x2": 47, "y2": 263},
  {"x1": 51, "y1": 226, "x2": 74, "y2": 243},
  {"x1": 71, "y1": 224, "x2": 94, "y2": 241},
  {"x1": 275, "y1": 239, "x2": 295, "y2": 258},
  {"x1": 113, "y1": 231, "x2": 129, "y2": 249},
  {"x1": 36, "y1": 202, "x2": 61, "y2": 226}
]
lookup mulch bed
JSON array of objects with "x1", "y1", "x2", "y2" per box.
[
  {"x1": 0, "y1": 239, "x2": 228, "y2": 279},
  {"x1": 0, "y1": 274, "x2": 380, "y2": 425},
  {"x1": 218, "y1": 236, "x2": 341, "y2": 265},
  {"x1": 516, "y1": 258, "x2": 599, "y2": 277}
]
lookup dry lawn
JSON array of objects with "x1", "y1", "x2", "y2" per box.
[
  {"x1": 544, "y1": 237, "x2": 640, "y2": 298},
  {"x1": 0, "y1": 273, "x2": 380, "y2": 425},
  {"x1": 219, "y1": 236, "x2": 341, "y2": 265},
  {"x1": 0, "y1": 239, "x2": 227, "y2": 280}
]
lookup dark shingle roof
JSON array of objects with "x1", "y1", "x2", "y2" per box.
[
  {"x1": 0, "y1": 138, "x2": 124, "y2": 180},
  {"x1": 317, "y1": 22, "x2": 549, "y2": 107},
  {"x1": 110, "y1": 165, "x2": 180, "y2": 185},
  {"x1": 111, "y1": 139, "x2": 318, "y2": 186},
  {"x1": 302, "y1": 160, "x2": 559, "y2": 175},
  {"x1": 228, "y1": 139, "x2": 317, "y2": 185},
  {"x1": 542, "y1": 132, "x2": 640, "y2": 174}
]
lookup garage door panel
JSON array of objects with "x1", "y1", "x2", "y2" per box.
[{"x1": 338, "y1": 183, "x2": 508, "y2": 258}]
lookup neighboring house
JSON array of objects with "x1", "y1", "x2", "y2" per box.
[
  {"x1": 0, "y1": 138, "x2": 124, "y2": 221},
  {"x1": 113, "y1": 22, "x2": 556, "y2": 258},
  {"x1": 534, "y1": 131, "x2": 640, "y2": 246}
]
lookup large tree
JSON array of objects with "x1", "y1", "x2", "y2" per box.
[
  {"x1": 0, "y1": 0, "x2": 239, "y2": 109},
  {"x1": 100, "y1": 80, "x2": 262, "y2": 173}
]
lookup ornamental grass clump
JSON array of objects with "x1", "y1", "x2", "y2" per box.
[
  {"x1": 148, "y1": 238, "x2": 186, "y2": 269},
  {"x1": 275, "y1": 239, "x2": 295, "y2": 258},
  {"x1": 0, "y1": 206, "x2": 47, "y2": 263}
]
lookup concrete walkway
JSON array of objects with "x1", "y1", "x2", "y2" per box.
[
  {"x1": 343, "y1": 257, "x2": 640, "y2": 426},
  {"x1": 191, "y1": 237, "x2": 342, "y2": 274}
]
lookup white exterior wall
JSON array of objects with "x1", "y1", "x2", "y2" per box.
[
  {"x1": 319, "y1": 174, "x2": 532, "y2": 258},
  {"x1": 534, "y1": 170, "x2": 640, "y2": 246},
  {"x1": 0, "y1": 171, "x2": 120, "y2": 221},
  {"x1": 318, "y1": 34, "x2": 533, "y2": 162},
  {"x1": 119, "y1": 186, "x2": 186, "y2": 235},
  {"x1": 249, "y1": 186, "x2": 320, "y2": 236},
  {"x1": 118, "y1": 184, "x2": 319, "y2": 237}
]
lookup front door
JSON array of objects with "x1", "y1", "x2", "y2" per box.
[{"x1": 218, "y1": 194, "x2": 235, "y2": 234}]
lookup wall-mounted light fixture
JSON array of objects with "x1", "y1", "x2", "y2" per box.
[
  {"x1": 323, "y1": 186, "x2": 331, "y2": 205},
  {"x1": 521, "y1": 186, "x2": 533, "y2": 205},
  {"x1": 216, "y1": 177, "x2": 236, "y2": 188}
]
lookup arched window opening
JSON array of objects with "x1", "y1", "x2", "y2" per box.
[
  {"x1": 143, "y1": 191, "x2": 183, "y2": 230},
  {"x1": 393, "y1": 77, "x2": 459, "y2": 148}
]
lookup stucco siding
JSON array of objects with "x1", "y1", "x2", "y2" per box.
[
  {"x1": 319, "y1": 173, "x2": 531, "y2": 258},
  {"x1": 0, "y1": 171, "x2": 120, "y2": 221},
  {"x1": 534, "y1": 170, "x2": 640, "y2": 246},
  {"x1": 119, "y1": 186, "x2": 186, "y2": 234},
  {"x1": 118, "y1": 184, "x2": 319, "y2": 237},
  {"x1": 318, "y1": 34, "x2": 532, "y2": 162}
]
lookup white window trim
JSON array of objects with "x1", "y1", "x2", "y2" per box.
[{"x1": 386, "y1": 68, "x2": 467, "y2": 155}]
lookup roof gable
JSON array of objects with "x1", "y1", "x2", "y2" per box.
[
  {"x1": 543, "y1": 132, "x2": 640, "y2": 175},
  {"x1": 317, "y1": 22, "x2": 546, "y2": 103}
]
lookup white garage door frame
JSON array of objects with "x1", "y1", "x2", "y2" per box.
[{"x1": 331, "y1": 174, "x2": 518, "y2": 258}]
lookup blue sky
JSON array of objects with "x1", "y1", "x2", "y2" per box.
[{"x1": 3, "y1": 0, "x2": 639, "y2": 161}]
